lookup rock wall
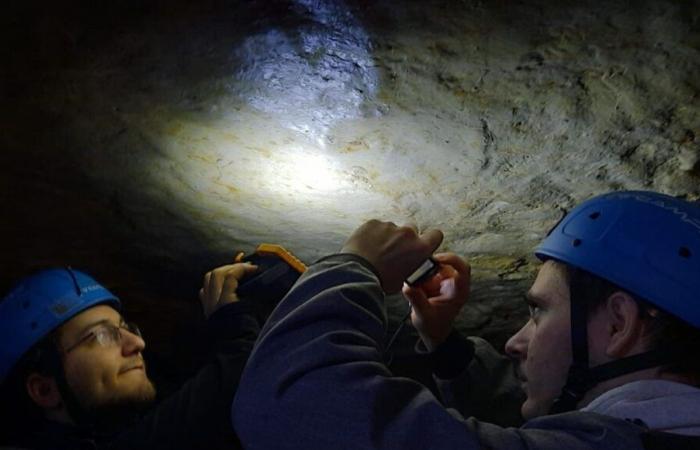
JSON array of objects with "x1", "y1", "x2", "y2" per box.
[{"x1": 2, "y1": 0, "x2": 699, "y2": 364}]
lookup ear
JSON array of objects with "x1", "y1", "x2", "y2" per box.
[
  {"x1": 26, "y1": 373, "x2": 63, "y2": 409},
  {"x1": 605, "y1": 292, "x2": 646, "y2": 358}
]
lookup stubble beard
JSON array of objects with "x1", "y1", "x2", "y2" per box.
[{"x1": 79, "y1": 376, "x2": 158, "y2": 428}]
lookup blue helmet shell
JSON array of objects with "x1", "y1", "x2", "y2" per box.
[
  {"x1": 536, "y1": 191, "x2": 700, "y2": 328},
  {"x1": 0, "y1": 268, "x2": 120, "y2": 382}
]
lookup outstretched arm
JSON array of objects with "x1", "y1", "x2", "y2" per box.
[
  {"x1": 232, "y1": 222, "x2": 485, "y2": 449},
  {"x1": 231, "y1": 222, "x2": 644, "y2": 450},
  {"x1": 232, "y1": 253, "x2": 483, "y2": 449}
]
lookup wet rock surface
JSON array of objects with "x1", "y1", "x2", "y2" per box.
[{"x1": 2, "y1": 0, "x2": 699, "y2": 376}]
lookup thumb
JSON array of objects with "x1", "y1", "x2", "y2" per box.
[
  {"x1": 240, "y1": 263, "x2": 259, "y2": 277},
  {"x1": 420, "y1": 229, "x2": 444, "y2": 254},
  {"x1": 220, "y1": 263, "x2": 259, "y2": 300},
  {"x1": 402, "y1": 284, "x2": 430, "y2": 315}
]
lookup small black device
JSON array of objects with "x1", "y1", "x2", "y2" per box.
[
  {"x1": 235, "y1": 244, "x2": 307, "y2": 323},
  {"x1": 405, "y1": 258, "x2": 439, "y2": 286}
]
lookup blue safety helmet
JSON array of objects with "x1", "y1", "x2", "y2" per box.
[
  {"x1": 536, "y1": 190, "x2": 700, "y2": 328},
  {"x1": 0, "y1": 268, "x2": 120, "y2": 382},
  {"x1": 536, "y1": 191, "x2": 700, "y2": 414}
]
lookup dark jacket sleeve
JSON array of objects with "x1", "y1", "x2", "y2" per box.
[
  {"x1": 231, "y1": 255, "x2": 647, "y2": 450},
  {"x1": 109, "y1": 300, "x2": 259, "y2": 450},
  {"x1": 420, "y1": 332, "x2": 525, "y2": 426}
]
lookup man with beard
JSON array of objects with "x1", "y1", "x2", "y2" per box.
[
  {"x1": 233, "y1": 191, "x2": 700, "y2": 449},
  {"x1": 0, "y1": 262, "x2": 258, "y2": 449}
]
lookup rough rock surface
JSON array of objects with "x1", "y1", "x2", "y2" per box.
[{"x1": 2, "y1": 0, "x2": 699, "y2": 367}]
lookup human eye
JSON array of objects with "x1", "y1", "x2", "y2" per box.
[
  {"x1": 524, "y1": 296, "x2": 542, "y2": 320},
  {"x1": 89, "y1": 327, "x2": 108, "y2": 346},
  {"x1": 93, "y1": 324, "x2": 120, "y2": 346},
  {"x1": 123, "y1": 322, "x2": 141, "y2": 337},
  {"x1": 528, "y1": 303, "x2": 541, "y2": 318}
]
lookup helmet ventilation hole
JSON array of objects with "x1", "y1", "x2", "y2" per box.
[
  {"x1": 589, "y1": 212, "x2": 601, "y2": 219},
  {"x1": 22, "y1": 300, "x2": 29, "y2": 309},
  {"x1": 573, "y1": 239, "x2": 582, "y2": 247},
  {"x1": 679, "y1": 247, "x2": 692, "y2": 259},
  {"x1": 30, "y1": 322, "x2": 37, "y2": 330}
]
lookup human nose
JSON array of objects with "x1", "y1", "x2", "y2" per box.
[
  {"x1": 120, "y1": 327, "x2": 146, "y2": 356},
  {"x1": 505, "y1": 320, "x2": 531, "y2": 359}
]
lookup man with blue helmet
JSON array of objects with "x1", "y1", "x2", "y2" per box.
[
  {"x1": 232, "y1": 191, "x2": 700, "y2": 449},
  {"x1": 0, "y1": 262, "x2": 259, "y2": 449}
]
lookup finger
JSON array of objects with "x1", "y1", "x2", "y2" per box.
[
  {"x1": 427, "y1": 274, "x2": 469, "y2": 308},
  {"x1": 210, "y1": 264, "x2": 241, "y2": 300},
  {"x1": 230, "y1": 262, "x2": 259, "y2": 278},
  {"x1": 434, "y1": 255, "x2": 471, "y2": 297},
  {"x1": 220, "y1": 271, "x2": 240, "y2": 303},
  {"x1": 240, "y1": 262, "x2": 259, "y2": 277},
  {"x1": 426, "y1": 277, "x2": 460, "y2": 303},
  {"x1": 203, "y1": 272, "x2": 212, "y2": 296},
  {"x1": 433, "y1": 253, "x2": 471, "y2": 277},
  {"x1": 219, "y1": 263, "x2": 259, "y2": 294},
  {"x1": 402, "y1": 283, "x2": 430, "y2": 314},
  {"x1": 403, "y1": 223, "x2": 419, "y2": 233},
  {"x1": 221, "y1": 263, "x2": 258, "y2": 284},
  {"x1": 420, "y1": 228, "x2": 444, "y2": 254},
  {"x1": 198, "y1": 288, "x2": 205, "y2": 302},
  {"x1": 360, "y1": 219, "x2": 392, "y2": 232}
]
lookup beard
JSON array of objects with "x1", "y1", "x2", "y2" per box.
[{"x1": 71, "y1": 376, "x2": 158, "y2": 431}]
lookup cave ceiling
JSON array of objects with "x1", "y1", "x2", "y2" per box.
[{"x1": 2, "y1": 0, "x2": 699, "y2": 352}]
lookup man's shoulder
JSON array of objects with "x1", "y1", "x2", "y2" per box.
[
  {"x1": 516, "y1": 402, "x2": 700, "y2": 450},
  {"x1": 521, "y1": 411, "x2": 647, "y2": 448},
  {"x1": 641, "y1": 430, "x2": 700, "y2": 450},
  {"x1": 526, "y1": 409, "x2": 645, "y2": 429}
]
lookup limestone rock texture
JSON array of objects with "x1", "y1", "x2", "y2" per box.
[{"x1": 2, "y1": 0, "x2": 699, "y2": 368}]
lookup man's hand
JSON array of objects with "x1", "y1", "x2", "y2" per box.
[
  {"x1": 199, "y1": 263, "x2": 258, "y2": 319},
  {"x1": 402, "y1": 253, "x2": 471, "y2": 351},
  {"x1": 340, "y1": 220, "x2": 443, "y2": 294}
]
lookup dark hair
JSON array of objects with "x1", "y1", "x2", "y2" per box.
[
  {"x1": 0, "y1": 333, "x2": 60, "y2": 443},
  {"x1": 565, "y1": 265, "x2": 700, "y2": 380}
]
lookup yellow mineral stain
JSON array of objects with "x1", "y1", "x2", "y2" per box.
[
  {"x1": 246, "y1": 146, "x2": 272, "y2": 158},
  {"x1": 214, "y1": 179, "x2": 240, "y2": 196},
  {"x1": 187, "y1": 153, "x2": 218, "y2": 164},
  {"x1": 468, "y1": 255, "x2": 539, "y2": 277},
  {"x1": 220, "y1": 131, "x2": 238, "y2": 142},
  {"x1": 340, "y1": 139, "x2": 369, "y2": 153},
  {"x1": 165, "y1": 121, "x2": 185, "y2": 136}
]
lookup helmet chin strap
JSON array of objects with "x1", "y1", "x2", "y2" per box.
[
  {"x1": 42, "y1": 344, "x2": 93, "y2": 427},
  {"x1": 549, "y1": 281, "x2": 688, "y2": 415},
  {"x1": 549, "y1": 278, "x2": 591, "y2": 414}
]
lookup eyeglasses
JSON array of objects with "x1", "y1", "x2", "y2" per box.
[{"x1": 63, "y1": 322, "x2": 141, "y2": 354}]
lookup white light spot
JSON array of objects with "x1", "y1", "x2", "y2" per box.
[
  {"x1": 259, "y1": 146, "x2": 349, "y2": 197},
  {"x1": 290, "y1": 152, "x2": 340, "y2": 191}
]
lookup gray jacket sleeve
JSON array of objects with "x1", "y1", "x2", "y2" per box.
[{"x1": 232, "y1": 255, "x2": 647, "y2": 450}]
